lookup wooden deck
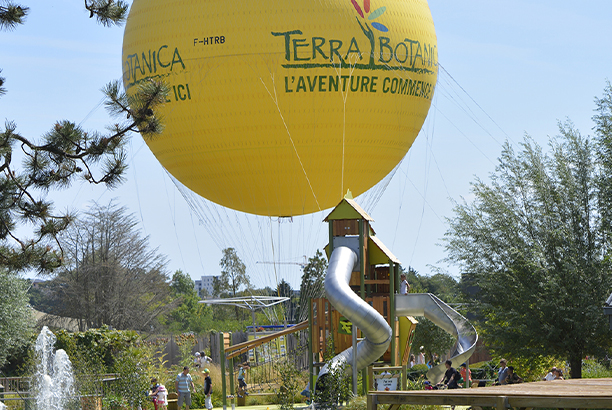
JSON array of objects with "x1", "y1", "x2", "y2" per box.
[{"x1": 367, "y1": 378, "x2": 612, "y2": 410}]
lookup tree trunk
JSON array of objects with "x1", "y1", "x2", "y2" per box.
[{"x1": 569, "y1": 356, "x2": 582, "y2": 379}]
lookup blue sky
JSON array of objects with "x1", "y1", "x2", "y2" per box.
[{"x1": 1, "y1": 0, "x2": 611, "y2": 290}]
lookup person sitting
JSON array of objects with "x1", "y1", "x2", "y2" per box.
[
  {"x1": 543, "y1": 367, "x2": 557, "y2": 381},
  {"x1": 554, "y1": 368, "x2": 564, "y2": 380},
  {"x1": 437, "y1": 360, "x2": 460, "y2": 389},
  {"x1": 506, "y1": 366, "x2": 523, "y2": 384}
]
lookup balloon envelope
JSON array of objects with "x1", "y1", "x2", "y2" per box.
[{"x1": 122, "y1": 0, "x2": 437, "y2": 216}]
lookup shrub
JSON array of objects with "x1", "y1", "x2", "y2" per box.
[
  {"x1": 406, "y1": 364, "x2": 428, "y2": 381},
  {"x1": 582, "y1": 358, "x2": 612, "y2": 378}
]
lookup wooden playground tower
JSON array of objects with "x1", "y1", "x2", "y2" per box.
[{"x1": 308, "y1": 194, "x2": 418, "y2": 387}]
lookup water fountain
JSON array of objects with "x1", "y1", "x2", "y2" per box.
[{"x1": 33, "y1": 326, "x2": 76, "y2": 410}]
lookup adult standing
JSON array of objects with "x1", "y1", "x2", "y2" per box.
[
  {"x1": 496, "y1": 359, "x2": 509, "y2": 385},
  {"x1": 399, "y1": 273, "x2": 410, "y2": 295},
  {"x1": 175, "y1": 366, "x2": 196, "y2": 410}
]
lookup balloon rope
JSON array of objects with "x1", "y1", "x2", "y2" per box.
[
  {"x1": 269, "y1": 216, "x2": 279, "y2": 296},
  {"x1": 334, "y1": 57, "x2": 358, "y2": 199},
  {"x1": 259, "y1": 75, "x2": 321, "y2": 212}
]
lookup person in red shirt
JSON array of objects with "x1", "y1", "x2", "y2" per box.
[{"x1": 459, "y1": 363, "x2": 472, "y2": 385}]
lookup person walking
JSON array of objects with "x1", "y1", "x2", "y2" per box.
[
  {"x1": 203, "y1": 368, "x2": 213, "y2": 410},
  {"x1": 175, "y1": 366, "x2": 196, "y2": 410}
]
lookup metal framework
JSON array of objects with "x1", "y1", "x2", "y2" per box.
[{"x1": 199, "y1": 295, "x2": 289, "y2": 311}]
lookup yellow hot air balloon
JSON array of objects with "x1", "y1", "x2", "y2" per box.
[{"x1": 122, "y1": 0, "x2": 437, "y2": 216}]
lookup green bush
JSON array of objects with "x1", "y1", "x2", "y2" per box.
[
  {"x1": 582, "y1": 358, "x2": 612, "y2": 378},
  {"x1": 274, "y1": 356, "x2": 305, "y2": 410},
  {"x1": 55, "y1": 326, "x2": 140, "y2": 370},
  {"x1": 406, "y1": 364, "x2": 428, "y2": 381}
]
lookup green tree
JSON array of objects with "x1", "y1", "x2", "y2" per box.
[
  {"x1": 171, "y1": 269, "x2": 196, "y2": 296},
  {"x1": 411, "y1": 317, "x2": 455, "y2": 366},
  {"x1": 219, "y1": 247, "x2": 250, "y2": 297},
  {"x1": 277, "y1": 279, "x2": 298, "y2": 322},
  {"x1": 403, "y1": 266, "x2": 460, "y2": 302},
  {"x1": 219, "y1": 247, "x2": 250, "y2": 318},
  {"x1": 444, "y1": 108, "x2": 612, "y2": 378},
  {"x1": 49, "y1": 201, "x2": 172, "y2": 331},
  {"x1": 296, "y1": 249, "x2": 328, "y2": 321},
  {"x1": 402, "y1": 267, "x2": 458, "y2": 365},
  {"x1": 0, "y1": 1, "x2": 168, "y2": 273},
  {"x1": 163, "y1": 270, "x2": 217, "y2": 333},
  {"x1": 0, "y1": 270, "x2": 34, "y2": 370}
]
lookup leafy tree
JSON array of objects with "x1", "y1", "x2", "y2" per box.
[
  {"x1": 163, "y1": 270, "x2": 217, "y2": 333},
  {"x1": 277, "y1": 278, "x2": 298, "y2": 322},
  {"x1": 411, "y1": 317, "x2": 455, "y2": 366},
  {"x1": 401, "y1": 266, "x2": 458, "y2": 364},
  {"x1": 0, "y1": 1, "x2": 168, "y2": 273},
  {"x1": 277, "y1": 278, "x2": 293, "y2": 298},
  {"x1": 171, "y1": 269, "x2": 196, "y2": 296},
  {"x1": 296, "y1": 249, "x2": 328, "y2": 321},
  {"x1": 444, "y1": 105, "x2": 612, "y2": 378},
  {"x1": 219, "y1": 247, "x2": 250, "y2": 297},
  {"x1": 48, "y1": 201, "x2": 172, "y2": 331},
  {"x1": 217, "y1": 247, "x2": 250, "y2": 320},
  {"x1": 0, "y1": 270, "x2": 34, "y2": 370},
  {"x1": 403, "y1": 266, "x2": 460, "y2": 302}
]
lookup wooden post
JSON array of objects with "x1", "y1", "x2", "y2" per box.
[
  {"x1": 401, "y1": 364, "x2": 407, "y2": 391},
  {"x1": 308, "y1": 297, "x2": 314, "y2": 399},
  {"x1": 220, "y1": 332, "x2": 227, "y2": 410},
  {"x1": 367, "y1": 393, "x2": 376, "y2": 410},
  {"x1": 359, "y1": 219, "x2": 367, "y2": 394},
  {"x1": 389, "y1": 262, "x2": 396, "y2": 366},
  {"x1": 228, "y1": 332, "x2": 235, "y2": 407},
  {"x1": 359, "y1": 219, "x2": 365, "y2": 299},
  {"x1": 496, "y1": 396, "x2": 508, "y2": 410},
  {"x1": 328, "y1": 223, "x2": 334, "y2": 254}
]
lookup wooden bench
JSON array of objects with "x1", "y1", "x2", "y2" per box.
[{"x1": 167, "y1": 392, "x2": 178, "y2": 410}]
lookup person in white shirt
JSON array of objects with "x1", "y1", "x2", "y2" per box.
[
  {"x1": 543, "y1": 367, "x2": 557, "y2": 381},
  {"x1": 155, "y1": 384, "x2": 168, "y2": 410},
  {"x1": 399, "y1": 273, "x2": 410, "y2": 295}
]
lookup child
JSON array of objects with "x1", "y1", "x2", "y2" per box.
[
  {"x1": 237, "y1": 362, "x2": 250, "y2": 398},
  {"x1": 203, "y1": 368, "x2": 213, "y2": 410},
  {"x1": 155, "y1": 384, "x2": 168, "y2": 410},
  {"x1": 150, "y1": 378, "x2": 161, "y2": 410}
]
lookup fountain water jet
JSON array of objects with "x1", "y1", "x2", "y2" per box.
[{"x1": 34, "y1": 326, "x2": 76, "y2": 410}]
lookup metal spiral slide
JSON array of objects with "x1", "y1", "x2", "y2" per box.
[
  {"x1": 317, "y1": 246, "x2": 392, "y2": 379},
  {"x1": 318, "y1": 246, "x2": 477, "y2": 385},
  {"x1": 396, "y1": 293, "x2": 478, "y2": 383}
]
